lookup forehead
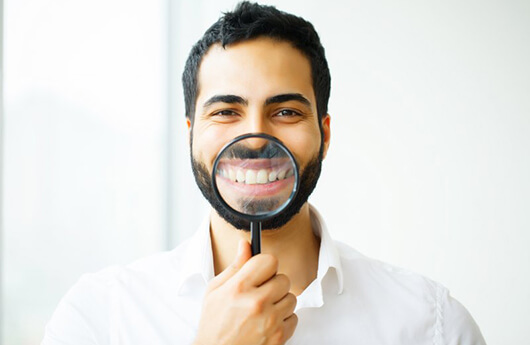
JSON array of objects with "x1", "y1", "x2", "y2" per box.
[{"x1": 196, "y1": 37, "x2": 315, "y2": 106}]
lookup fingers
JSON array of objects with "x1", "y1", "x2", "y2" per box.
[
  {"x1": 200, "y1": 245, "x2": 298, "y2": 345},
  {"x1": 282, "y1": 313, "x2": 298, "y2": 342},
  {"x1": 208, "y1": 240, "x2": 252, "y2": 291},
  {"x1": 233, "y1": 253, "x2": 279, "y2": 289},
  {"x1": 274, "y1": 292, "x2": 297, "y2": 321},
  {"x1": 233, "y1": 239, "x2": 253, "y2": 268},
  {"x1": 265, "y1": 312, "x2": 298, "y2": 345},
  {"x1": 258, "y1": 273, "x2": 291, "y2": 304}
]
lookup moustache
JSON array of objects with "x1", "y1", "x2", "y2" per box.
[{"x1": 223, "y1": 141, "x2": 284, "y2": 160}]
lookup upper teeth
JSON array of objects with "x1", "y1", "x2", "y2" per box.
[
  {"x1": 221, "y1": 168, "x2": 293, "y2": 185},
  {"x1": 236, "y1": 170, "x2": 245, "y2": 183},
  {"x1": 257, "y1": 169, "x2": 268, "y2": 184}
]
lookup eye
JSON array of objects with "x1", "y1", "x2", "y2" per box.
[
  {"x1": 212, "y1": 109, "x2": 239, "y2": 117},
  {"x1": 275, "y1": 109, "x2": 301, "y2": 117}
]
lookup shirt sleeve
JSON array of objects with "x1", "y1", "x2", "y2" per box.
[
  {"x1": 41, "y1": 272, "x2": 112, "y2": 345},
  {"x1": 441, "y1": 288, "x2": 487, "y2": 345}
]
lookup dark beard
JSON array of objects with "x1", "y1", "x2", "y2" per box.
[{"x1": 190, "y1": 148, "x2": 323, "y2": 231}]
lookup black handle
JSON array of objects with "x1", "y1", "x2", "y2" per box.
[{"x1": 250, "y1": 221, "x2": 262, "y2": 256}]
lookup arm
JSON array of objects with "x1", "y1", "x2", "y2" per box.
[
  {"x1": 42, "y1": 273, "x2": 111, "y2": 345},
  {"x1": 439, "y1": 288, "x2": 486, "y2": 345}
]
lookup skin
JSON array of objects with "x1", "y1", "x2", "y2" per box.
[{"x1": 188, "y1": 37, "x2": 331, "y2": 345}]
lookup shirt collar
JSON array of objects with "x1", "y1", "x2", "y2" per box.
[
  {"x1": 294, "y1": 205, "x2": 344, "y2": 310},
  {"x1": 309, "y1": 204, "x2": 344, "y2": 295},
  {"x1": 176, "y1": 215, "x2": 214, "y2": 295},
  {"x1": 176, "y1": 204, "x2": 344, "y2": 298}
]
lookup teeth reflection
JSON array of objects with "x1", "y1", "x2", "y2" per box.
[
  {"x1": 245, "y1": 170, "x2": 257, "y2": 184},
  {"x1": 257, "y1": 169, "x2": 268, "y2": 184},
  {"x1": 229, "y1": 169, "x2": 236, "y2": 182},
  {"x1": 236, "y1": 170, "x2": 245, "y2": 183},
  {"x1": 222, "y1": 166, "x2": 295, "y2": 184}
]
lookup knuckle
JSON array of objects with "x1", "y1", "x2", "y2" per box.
[
  {"x1": 276, "y1": 274, "x2": 290, "y2": 289},
  {"x1": 233, "y1": 279, "x2": 246, "y2": 294},
  {"x1": 290, "y1": 313, "x2": 299, "y2": 328},
  {"x1": 272, "y1": 328, "x2": 285, "y2": 344},
  {"x1": 283, "y1": 292, "x2": 297, "y2": 309},
  {"x1": 260, "y1": 254, "x2": 279, "y2": 271},
  {"x1": 287, "y1": 292, "x2": 297, "y2": 305},
  {"x1": 268, "y1": 255, "x2": 280, "y2": 270},
  {"x1": 264, "y1": 313, "x2": 278, "y2": 332},
  {"x1": 249, "y1": 297, "x2": 265, "y2": 315}
]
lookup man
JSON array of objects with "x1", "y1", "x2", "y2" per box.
[{"x1": 43, "y1": 2, "x2": 486, "y2": 344}]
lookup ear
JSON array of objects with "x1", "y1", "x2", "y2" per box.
[
  {"x1": 186, "y1": 117, "x2": 192, "y2": 144},
  {"x1": 321, "y1": 114, "x2": 331, "y2": 160}
]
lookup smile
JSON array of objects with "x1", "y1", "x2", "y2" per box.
[{"x1": 216, "y1": 159, "x2": 294, "y2": 185}]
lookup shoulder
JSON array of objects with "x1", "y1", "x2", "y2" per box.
[
  {"x1": 437, "y1": 289, "x2": 487, "y2": 344},
  {"x1": 80, "y1": 234, "x2": 197, "y2": 286},
  {"x1": 64, "y1": 242, "x2": 188, "y2": 292},
  {"x1": 335, "y1": 240, "x2": 438, "y2": 295},
  {"x1": 334, "y1": 240, "x2": 442, "y2": 320},
  {"x1": 43, "y1": 239, "x2": 194, "y2": 345},
  {"x1": 334, "y1": 241, "x2": 486, "y2": 344}
]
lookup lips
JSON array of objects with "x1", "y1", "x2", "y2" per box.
[
  {"x1": 215, "y1": 159, "x2": 296, "y2": 200},
  {"x1": 216, "y1": 173, "x2": 294, "y2": 199}
]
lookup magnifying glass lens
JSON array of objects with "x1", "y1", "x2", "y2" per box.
[{"x1": 214, "y1": 137, "x2": 297, "y2": 216}]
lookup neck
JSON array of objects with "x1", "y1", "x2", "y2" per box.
[{"x1": 210, "y1": 203, "x2": 320, "y2": 296}]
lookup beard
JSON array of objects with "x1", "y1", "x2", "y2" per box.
[{"x1": 190, "y1": 143, "x2": 323, "y2": 231}]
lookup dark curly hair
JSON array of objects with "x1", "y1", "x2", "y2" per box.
[{"x1": 182, "y1": 1, "x2": 331, "y2": 125}]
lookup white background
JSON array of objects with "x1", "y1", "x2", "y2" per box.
[{"x1": 2, "y1": 0, "x2": 529, "y2": 344}]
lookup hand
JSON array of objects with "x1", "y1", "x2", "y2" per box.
[{"x1": 193, "y1": 240, "x2": 298, "y2": 345}]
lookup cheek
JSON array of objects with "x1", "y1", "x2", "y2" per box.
[
  {"x1": 192, "y1": 126, "x2": 234, "y2": 167},
  {"x1": 282, "y1": 127, "x2": 321, "y2": 159}
]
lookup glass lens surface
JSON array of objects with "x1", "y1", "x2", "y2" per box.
[{"x1": 214, "y1": 136, "x2": 297, "y2": 217}]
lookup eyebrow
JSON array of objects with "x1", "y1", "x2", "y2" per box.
[
  {"x1": 202, "y1": 93, "x2": 312, "y2": 109},
  {"x1": 265, "y1": 93, "x2": 312, "y2": 107},
  {"x1": 203, "y1": 95, "x2": 248, "y2": 108}
]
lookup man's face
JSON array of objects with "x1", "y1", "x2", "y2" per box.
[{"x1": 189, "y1": 37, "x2": 330, "y2": 230}]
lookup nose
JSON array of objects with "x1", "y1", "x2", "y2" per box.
[
  {"x1": 243, "y1": 112, "x2": 273, "y2": 151},
  {"x1": 244, "y1": 137, "x2": 269, "y2": 151},
  {"x1": 237, "y1": 111, "x2": 273, "y2": 151},
  {"x1": 245, "y1": 111, "x2": 271, "y2": 136}
]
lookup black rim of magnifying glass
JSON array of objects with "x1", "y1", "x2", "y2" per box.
[{"x1": 211, "y1": 133, "x2": 300, "y2": 222}]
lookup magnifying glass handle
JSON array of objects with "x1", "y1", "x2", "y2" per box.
[{"x1": 250, "y1": 221, "x2": 262, "y2": 256}]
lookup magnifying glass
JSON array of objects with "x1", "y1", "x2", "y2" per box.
[{"x1": 212, "y1": 133, "x2": 300, "y2": 256}]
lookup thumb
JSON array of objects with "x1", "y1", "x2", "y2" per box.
[
  {"x1": 232, "y1": 239, "x2": 252, "y2": 268},
  {"x1": 208, "y1": 239, "x2": 252, "y2": 291}
]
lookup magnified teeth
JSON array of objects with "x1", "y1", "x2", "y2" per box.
[
  {"x1": 245, "y1": 170, "x2": 257, "y2": 184},
  {"x1": 227, "y1": 166, "x2": 293, "y2": 184},
  {"x1": 228, "y1": 169, "x2": 236, "y2": 182},
  {"x1": 257, "y1": 169, "x2": 268, "y2": 184},
  {"x1": 236, "y1": 170, "x2": 246, "y2": 183}
]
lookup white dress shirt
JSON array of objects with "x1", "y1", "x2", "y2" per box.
[{"x1": 42, "y1": 205, "x2": 486, "y2": 345}]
